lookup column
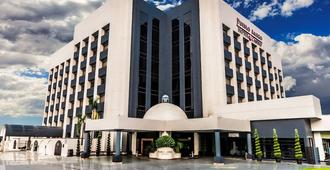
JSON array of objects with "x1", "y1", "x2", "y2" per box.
[
  {"x1": 131, "y1": 132, "x2": 137, "y2": 156},
  {"x1": 314, "y1": 132, "x2": 325, "y2": 162},
  {"x1": 214, "y1": 131, "x2": 224, "y2": 163},
  {"x1": 82, "y1": 132, "x2": 89, "y2": 158},
  {"x1": 194, "y1": 132, "x2": 199, "y2": 158},
  {"x1": 247, "y1": 133, "x2": 252, "y2": 159},
  {"x1": 112, "y1": 131, "x2": 122, "y2": 162}
]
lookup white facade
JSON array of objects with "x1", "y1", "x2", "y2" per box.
[{"x1": 38, "y1": 0, "x2": 330, "y2": 163}]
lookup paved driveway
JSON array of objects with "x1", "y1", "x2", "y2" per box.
[{"x1": 0, "y1": 152, "x2": 329, "y2": 170}]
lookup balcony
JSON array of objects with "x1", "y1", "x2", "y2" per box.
[
  {"x1": 88, "y1": 71, "x2": 95, "y2": 81},
  {"x1": 97, "y1": 84, "x2": 105, "y2": 95},
  {"x1": 77, "y1": 91, "x2": 84, "y2": 100},
  {"x1": 48, "y1": 85, "x2": 51, "y2": 91},
  {"x1": 54, "y1": 115, "x2": 58, "y2": 122},
  {"x1": 71, "y1": 79, "x2": 76, "y2": 87},
  {"x1": 224, "y1": 50, "x2": 232, "y2": 61},
  {"x1": 85, "y1": 106, "x2": 92, "y2": 115},
  {"x1": 253, "y1": 52, "x2": 258, "y2": 60},
  {"x1": 279, "y1": 76, "x2": 283, "y2": 82},
  {"x1": 238, "y1": 88, "x2": 245, "y2": 98},
  {"x1": 80, "y1": 60, "x2": 87, "y2": 70},
  {"x1": 226, "y1": 85, "x2": 234, "y2": 96},
  {"x1": 60, "y1": 70, "x2": 64, "y2": 76},
  {"x1": 262, "y1": 70, "x2": 267, "y2": 77},
  {"x1": 76, "y1": 107, "x2": 82, "y2": 117},
  {"x1": 51, "y1": 94, "x2": 55, "y2": 100},
  {"x1": 66, "y1": 125, "x2": 72, "y2": 133},
  {"x1": 261, "y1": 56, "x2": 266, "y2": 64},
  {"x1": 68, "y1": 109, "x2": 73, "y2": 117},
  {"x1": 257, "y1": 95, "x2": 262, "y2": 101},
  {"x1": 263, "y1": 84, "x2": 269, "y2": 91},
  {"x1": 248, "y1": 92, "x2": 254, "y2": 101},
  {"x1": 60, "y1": 114, "x2": 64, "y2": 121},
  {"x1": 255, "y1": 80, "x2": 261, "y2": 88},
  {"x1": 225, "y1": 66, "x2": 233, "y2": 78},
  {"x1": 246, "y1": 76, "x2": 253, "y2": 85},
  {"x1": 72, "y1": 65, "x2": 78, "y2": 73},
  {"x1": 54, "y1": 74, "x2": 58, "y2": 79},
  {"x1": 56, "y1": 92, "x2": 61, "y2": 99},
  {"x1": 235, "y1": 56, "x2": 242, "y2": 66},
  {"x1": 79, "y1": 75, "x2": 85, "y2": 84},
  {"x1": 49, "y1": 75, "x2": 53, "y2": 81},
  {"x1": 82, "y1": 46, "x2": 88, "y2": 56},
  {"x1": 89, "y1": 56, "x2": 97, "y2": 65},
  {"x1": 236, "y1": 72, "x2": 243, "y2": 82},
  {"x1": 254, "y1": 66, "x2": 260, "y2": 74},
  {"x1": 63, "y1": 90, "x2": 67, "y2": 97},
  {"x1": 97, "y1": 102, "x2": 104, "y2": 113},
  {"x1": 271, "y1": 86, "x2": 275, "y2": 93},
  {"x1": 69, "y1": 94, "x2": 75, "y2": 102},
  {"x1": 65, "y1": 66, "x2": 70, "y2": 73},
  {"x1": 280, "y1": 86, "x2": 284, "y2": 92},
  {"x1": 64, "y1": 78, "x2": 68, "y2": 85},
  {"x1": 100, "y1": 49, "x2": 108, "y2": 61},
  {"x1": 91, "y1": 41, "x2": 97, "y2": 50},
  {"x1": 223, "y1": 33, "x2": 231, "y2": 45},
  {"x1": 74, "y1": 51, "x2": 79, "y2": 60},
  {"x1": 45, "y1": 106, "x2": 49, "y2": 112},
  {"x1": 245, "y1": 61, "x2": 251, "y2": 70},
  {"x1": 48, "y1": 117, "x2": 52, "y2": 123},
  {"x1": 244, "y1": 46, "x2": 250, "y2": 56},
  {"x1": 269, "y1": 73, "x2": 274, "y2": 81},
  {"x1": 46, "y1": 95, "x2": 50, "y2": 102},
  {"x1": 43, "y1": 118, "x2": 47, "y2": 124},
  {"x1": 53, "y1": 83, "x2": 56, "y2": 89},
  {"x1": 268, "y1": 61, "x2": 272, "y2": 68},
  {"x1": 98, "y1": 67, "x2": 107, "y2": 78},
  {"x1": 61, "y1": 102, "x2": 65, "y2": 109},
  {"x1": 101, "y1": 33, "x2": 109, "y2": 45},
  {"x1": 234, "y1": 40, "x2": 241, "y2": 51},
  {"x1": 87, "y1": 88, "x2": 94, "y2": 97}
]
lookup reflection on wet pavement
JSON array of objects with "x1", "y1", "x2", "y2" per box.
[{"x1": 0, "y1": 151, "x2": 329, "y2": 170}]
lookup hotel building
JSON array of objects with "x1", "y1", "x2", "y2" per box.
[{"x1": 40, "y1": 0, "x2": 330, "y2": 163}]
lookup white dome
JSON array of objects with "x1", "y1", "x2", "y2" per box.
[{"x1": 143, "y1": 103, "x2": 188, "y2": 121}]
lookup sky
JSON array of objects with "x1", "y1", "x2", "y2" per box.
[{"x1": 0, "y1": 0, "x2": 329, "y2": 126}]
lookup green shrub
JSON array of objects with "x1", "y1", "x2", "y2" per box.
[
  {"x1": 155, "y1": 135, "x2": 175, "y2": 148},
  {"x1": 273, "y1": 129, "x2": 282, "y2": 159},
  {"x1": 254, "y1": 129, "x2": 263, "y2": 159},
  {"x1": 294, "y1": 129, "x2": 303, "y2": 160},
  {"x1": 175, "y1": 141, "x2": 184, "y2": 153}
]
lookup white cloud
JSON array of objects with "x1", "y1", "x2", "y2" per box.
[
  {"x1": 283, "y1": 76, "x2": 296, "y2": 91},
  {"x1": 250, "y1": 0, "x2": 279, "y2": 21},
  {"x1": 281, "y1": 0, "x2": 314, "y2": 16},
  {"x1": 249, "y1": 0, "x2": 314, "y2": 21},
  {"x1": 144, "y1": 0, "x2": 183, "y2": 11}
]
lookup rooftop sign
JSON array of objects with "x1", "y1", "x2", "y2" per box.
[{"x1": 237, "y1": 18, "x2": 263, "y2": 46}]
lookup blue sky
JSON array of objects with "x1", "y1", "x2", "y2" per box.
[{"x1": 0, "y1": 0, "x2": 329, "y2": 126}]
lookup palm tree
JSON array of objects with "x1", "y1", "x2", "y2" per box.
[
  {"x1": 89, "y1": 98, "x2": 100, "y2": 120},
  {"x1": 76, "y1": 114, "x2": 86, "y2": 156}
]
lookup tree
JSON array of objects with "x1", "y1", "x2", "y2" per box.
[
  {"x1": 106, "y1": 133, "x2": 111, "y2": 156},
  {"x1": 76, "y1": 114, "x2": 86, "y2": 156},
  {"x1": 96, "y1": 132, "x2": 101, "y2": 156},
  {"x1": 273, "y1": 129, "x2": 281, "y2": 161},
  {"x1": 294, "y1": 129, "x2": 303, "y2": 163},
  {"x1": 254, "y1": 128, "x2": 263, "y2": 160},
  {"x1": 89, "y1": 98, "x2": 100, "y2": 120}
]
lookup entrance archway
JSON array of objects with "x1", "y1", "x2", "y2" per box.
[
  {"x1": 54, "y1": 141, "x2": 62, "y2": 156},
  {"x1": 33, "y1": 141, "x2": 38, "y2": 151}
]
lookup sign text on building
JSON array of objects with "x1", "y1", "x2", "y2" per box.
[{"x1": 236, "y1": 18, "x2": 263, "y2": 46}]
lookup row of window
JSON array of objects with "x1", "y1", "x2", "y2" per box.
[
  {"x1": 45, "y1": 24, "x2": 110, "y2": 138},
  {"x1": 223, "y1": 24, "x2": 284, "y2": 104}
]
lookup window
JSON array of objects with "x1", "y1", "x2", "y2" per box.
[
  {"x1": 150, "y1": 18, "x2": 160, "y2": 107},
  {"x1": 172, "y1": 18, "x2": 180, "y2": 107}
]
